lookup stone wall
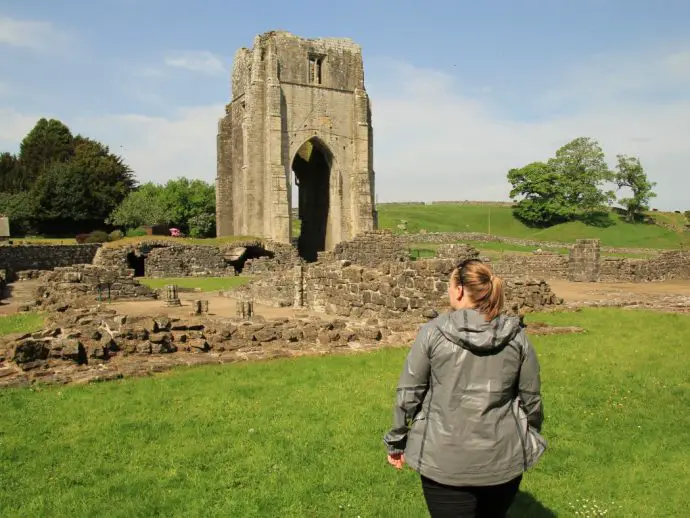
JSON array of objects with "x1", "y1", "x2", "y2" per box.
[
  {"x1": 145, "y1": 246, "x2": 233, "y2": 277},
  {"x1": 402, "y1": 232, "x2": 569, "y2": 250},
  {"x1": 492, "y1": 252, "x2": 569, "y2": 280},
  {"x1": 435, "y1": 244, "x2": 480, "y2": 261},
  {"x1": 304, "y1": 259, "x2": 562, "y2": 319},
  {"x1": 31, "y1": 265, "x2": 155, "y2": 310},
  {"x1": 317, "y1": 230, "x2": 408, "y2": 266},
  {"x1": 600, "y1": 250, "x2": 690, "y2": 282},
  {"x1": 93, "y1": 239, "x2": 298, "y2": 277},
  {"x1": 0, "y1": 244, "x2": 100, "y2": 280},
  {"x1": 401, "y1": 231, "x2": 663, "y2": 256},
  {"x1": 238, "y1": 257, "x2": 563, "y2": 318},
  {"x1": 568, "y1": 239, "x2": 601, "y2": 282}
]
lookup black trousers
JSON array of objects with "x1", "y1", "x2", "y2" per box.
[{"x1": 421, "y1": 474, "x2": 522, "y2": 518}]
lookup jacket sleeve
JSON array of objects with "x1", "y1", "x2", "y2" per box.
[
  {"x1": 517, "y1": 332, "x2": 544, "y2": 432},
  {"x1": 382, "y1": 324, "x2": 433, "y2": 454}
]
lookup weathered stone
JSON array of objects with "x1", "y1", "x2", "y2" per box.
[
  {"x1": 12, "y1": 340, "x2": 50, "y2": 364},
  {"x1": 216, "y1": 31, "x2": 376, "y2": 260}
]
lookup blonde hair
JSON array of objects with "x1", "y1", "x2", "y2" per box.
[{"x1": 451, "y1": 259, "x2": 504, "y2": 320}]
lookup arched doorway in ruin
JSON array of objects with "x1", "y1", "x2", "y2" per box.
[{"x1": 291, "y1": 137, "x2": 332, "y2": 262}]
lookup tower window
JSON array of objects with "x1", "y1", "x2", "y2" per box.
[{"x1": 308, "y1": 55, "x2": 323, "y2": 85}]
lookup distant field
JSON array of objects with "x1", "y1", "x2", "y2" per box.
[
  {"x1": 378, "y1": 203, "x2": 689, "y2": 249},
  {"x1": 139, "y1": 277, "x2": 251, "y2": 292},
  {"x1": 407, "y1": 241, "x2": 656, "y2": 260}
]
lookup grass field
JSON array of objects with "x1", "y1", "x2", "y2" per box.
[
  {"x1": 407, "y1": 241, "x2": 654, "y2": 261},
  {"x1": 378, "y1": 203, "x2": 690, "y2": 249},
  {"x1": 138, "y1": 276, "x2": 252, "y2": 292},
  {"x1": 0, "y1": 313, "x2": 44, "y2": 336},
  {"x1": 0, "y1": 308, "x2": 687, "y2": 517}
]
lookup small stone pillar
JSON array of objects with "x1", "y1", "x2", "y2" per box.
[
  {"x1": 568, "y1": 239, "x2": 601, "y2": 282},
  {"x1": 165, "y1": 285, "x2": 182, "y2": 306},
  {"x1": 191, "y1": 300, "x2": 209, "y2": 315},
  {"x1": 236, "y1": 299, "x2": 254, "y2": 319}
]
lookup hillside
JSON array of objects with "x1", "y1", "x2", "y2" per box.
[{"x1": 377, "y1": 203, "x2": 689, "y2": 249}]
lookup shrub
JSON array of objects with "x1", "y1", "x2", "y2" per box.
[
  {"x1": 85, "y1": 230, "x2": 110, "y2": 243},
  {"x1": 126, "y1": 227, "x2": 148, "y2": 237},
  {"x1": 109, "y1": 230, "x2": 124, "y2": 241},
  {"x1": 75, "y1": 233, "x2": 90, "y2": 244}
]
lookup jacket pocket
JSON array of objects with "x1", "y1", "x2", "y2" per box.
[{"x1": 511, "y1": 398, "x2": 547, "y2": 470}]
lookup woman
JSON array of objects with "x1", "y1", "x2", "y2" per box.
[{"x1": 383, "y1": 259, "x2": 546, "y2": 518}]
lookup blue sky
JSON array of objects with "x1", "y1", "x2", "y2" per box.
[{"x1": 1, "y1": 0, "x2": 689, "y2": 209}]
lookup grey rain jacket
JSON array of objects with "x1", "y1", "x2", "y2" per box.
[{"x1": 383, "y1": 308, "x2": 546, "y2": 486}]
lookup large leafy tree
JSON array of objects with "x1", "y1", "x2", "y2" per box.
[
  {"x1": 1, "y1": 118, "x2": 136, "y2": 235},
  {"x1": 507, "y1": 162, "x2": 571, "y2": 226},
  {"x1": 613, "y1": 155, "x2": 656, "y2": 222},
  {"x1": 546, "y1": 137, "x2": 616, "y2": 213},
  {"x1": 508, "y1": 137, "x2": 617, "y2": 227},
  {"x1": 18, "y1": 118, "x2": 75, "y2": 188},
  {"x1": 70, "y1": 136, "x2": 136, "y2": 220}
]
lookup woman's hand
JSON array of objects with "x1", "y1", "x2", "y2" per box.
[{"x1": 387, "y1": 452, "x2": 405, "y2": 469}]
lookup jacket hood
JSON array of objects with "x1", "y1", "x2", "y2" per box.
[{"x1": 435, "y1": 309, "x2": 522, "y2": 354}]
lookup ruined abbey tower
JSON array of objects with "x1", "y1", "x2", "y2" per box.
[{"x1": 216, "y1": 31, "x2": 377, "y2": 261}]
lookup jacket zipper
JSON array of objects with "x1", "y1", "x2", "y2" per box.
[{"x1": 510, "y1": 403, "x2": 528, "y2": 471}]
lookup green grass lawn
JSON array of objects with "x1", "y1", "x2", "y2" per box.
[
  {"x1": 138, "y1": 276, "x2": 252, "y2": 292},
  {"x1": 379, "y1": 203, "x2": 690, "y2": 249},
  {"x1": 0, "y1": 308, "x2": 687, "y2": 516},
  {"x1": 0, "y1": 313, "x2": 44, "y2": 336}
]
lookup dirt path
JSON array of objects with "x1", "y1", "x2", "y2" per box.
[
  {"x1": 548, "y1": 279, "x2": 690, "y2": 303},
  {"x1": 108, "y1": 291, "x2": 331, "y2": 321},
  {"x1": 0, "y1": 280, "x2": 40, "y2": 315}
]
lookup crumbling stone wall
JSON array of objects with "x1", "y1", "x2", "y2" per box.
[
  {"x1": 303, "y1": 259, "x2": 562, "y2": 319},
  {"x1": 31, "y1": 265, "x2": 155, "y2": 310},
  {"x1": 0, "y1": 244, "x2": 100, "y2": 280},
  {"x1": 94, "y1": 239, "x2": 297, "y2": 277},
  {"x1": 600, "y1": 250, "x2": 690, "y2": 282},
  {"x1": 239, "y1": 257, "x2": 563, "y2": 318},
  {"x1": 568, "y1": 239, "x2": 601, "y2": 282},
  {"x1": 317, "y1": 230, "x2": 408, "y2": 266},
  {"x1": 145, "y1": 246, "x2": 233, "y2": 277},
  {"x1": 434, "y1": 243, "x2": 480, "y2": 261},
  {"x1": 492, "y1": 252, "x2": 569, "y2": 280}
]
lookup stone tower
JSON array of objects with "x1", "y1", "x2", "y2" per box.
[{"x1": 216, "y1": 31, "x2": 377, "y2": 261}]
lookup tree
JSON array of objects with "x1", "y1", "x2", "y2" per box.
[
  {"x1": 31, "y1": 162, "x2": 94, "y2": 222},
  {"x1": 107, "y1": 177, "x2": 216, "y2": 237},
  {"x1": 0, "y1": 152, "x2": 24, "y2": 193},
  {"x1": 0, "y1": 191, "x2": 40, "y2": 234},
  {"x1": 507, "y1": 137, "x2": 616, "y2": 227},
  {"x1": 613, "y1": 155, "x2": 656, "y2": 222},
  {"x1": 18, "y1": 118, "x2": 75, "y2": 188},
  {"x1": 70, "y1": 136, "x2": 136, "y2": 220},
  {"x1": 107, "y1": 183, "x2": 172, "y2": 229},
  {"x1": 546, "y1": 137, "x2": 616, "y2": 215}
]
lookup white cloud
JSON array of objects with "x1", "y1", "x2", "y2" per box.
[
  {"x1": 75, "y1": 105, "x2": 223, "y2": 184},
  {"x1": 165, "y1": 51, "x2": 226, "y2": 75},
  {"x1": 1, "y1": 44, "x2": 689, "y2": 211},
  {"x1": 367, "y1": 49, "x2": 690, "y2": 210},
  {"x1": 0, "y1": 16, "x2": 72, "y2": 52}
]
